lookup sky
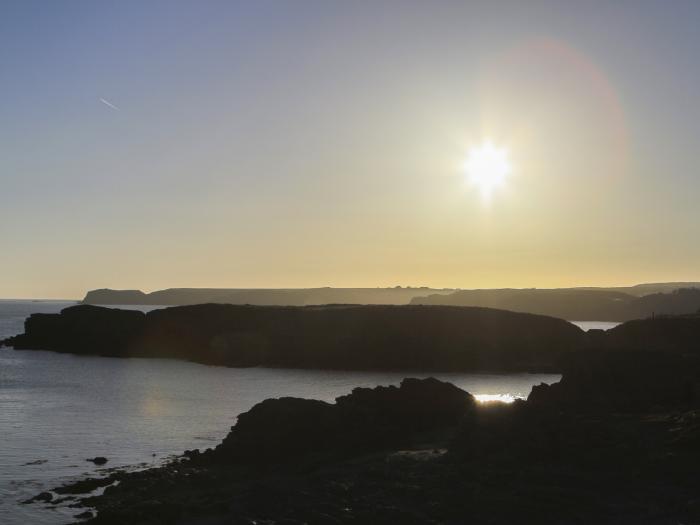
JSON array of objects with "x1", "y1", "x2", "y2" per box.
[{"x1": 2, "y1": 0, "x2": 700, "y2": 299}]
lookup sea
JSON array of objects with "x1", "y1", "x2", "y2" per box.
[{"x1": 0, "y1": 300, "x2": 616, "y2": 524}]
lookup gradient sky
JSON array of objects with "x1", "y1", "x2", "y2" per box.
[{"x1": 3, "y1": 1, "x2": 700, "y2": 298}]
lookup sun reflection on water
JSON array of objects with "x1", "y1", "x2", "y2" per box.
[{"x1": 474, "y1": 393, "x2": 519, "y2": 404}]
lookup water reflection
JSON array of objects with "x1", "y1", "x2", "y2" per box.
[{"x1": 474, "y1": 393, "x2": 518, "y2": 403}]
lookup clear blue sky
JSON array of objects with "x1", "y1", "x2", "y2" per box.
[{"x1": 2, "y1": 1, "x2": 700, "y2": 298}]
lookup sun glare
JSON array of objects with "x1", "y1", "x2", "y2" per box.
[
  {"x1": 474, "y1": 393, "x2": 518, "y2": 404},
  {"x1": 464, "y1": 140, "x2": 511, "y2": 200}
]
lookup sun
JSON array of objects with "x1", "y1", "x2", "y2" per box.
[{"x1": 464, "y1": 140, "x2": 511, "y2": 200}]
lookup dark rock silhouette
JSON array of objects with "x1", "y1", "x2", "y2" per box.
[
  {"x1": 604, "y1": 312, "x2": 700, "y2": 352},
  {"x1": 9, "y1": 305, "x2": 145, "y2": 356},
  {"x1": 214, "y1": 397, "x2": 338, "y2": 464},
  {"x1": 21, "y1": 491, "x2": 53, "y2": 504},
  {"x1": 7, "y1": 302, "x2": 700, "y2": 377},
  {"x1": 528, "y1": 350, "x2": 700, "y2": 411},
  {"x1": 214, "y1": 378, "x2": 474, "y2": 464},
  {"x1": 2, "y1": 303, "x2": 584, "y2": 372},
  {"x1": 87, "y1": 457, "x2": 108, "y2": 465}
]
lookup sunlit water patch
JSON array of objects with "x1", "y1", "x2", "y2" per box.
[
  {"x1": 570, "y1": 320, "x2": 621, "y2": 331},
  {"x1": 474, "y1": 393, "x2": 518, "y2": 403}
]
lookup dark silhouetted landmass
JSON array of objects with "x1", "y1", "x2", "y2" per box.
[
  {"x1": 214, "y1": 377, "x2": 473, "y2": 464},
  {"x1": 82, "y1": 283, "x2": 700, "y2": 322},
  {"x1": 44, "y1": 347, "x2": 700, "y2": 524},
  {"x1": 2, "y1": 304, "x2": 584, "y2": 372},
  {"x1": 82, "y1": 287, "x2": 456, "y2": 306},
  {"x1": 617, "y1": 281, "x2": 700, "y2": 295},
  {"x1": 411, "y1": 286, "x2": 700, "y2": 321},
  {"x1": 6, "y1": 304, "x2": 700, "y2": 377}
]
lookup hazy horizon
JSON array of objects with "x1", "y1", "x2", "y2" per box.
[
  {"x1": 4, "y1": 1, "x2": 700, "y2": 298},
  {"x1": 6, "y1": 279, "x2": 700, "y2": 301}
]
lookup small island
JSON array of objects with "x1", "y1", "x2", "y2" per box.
[{"x1": 2, "y1": 303, "x2": 585, "y2": 372}]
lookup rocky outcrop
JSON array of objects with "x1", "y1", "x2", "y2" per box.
[
  {"x1": 2, "y1": 303, "x2": 584, "y2": 372},
  {"x1": 604, "y1": 313, "x2": 700, "y2": 352},
  {"x1": 528, "y1": 349, "x2": 700, "y2": 411},
  {"x1": 4, "y1": 305, "x2": 146, "y2": 356},
  {"x1": 214, "y1": 397, "x2": 339, "y2": 464},
  {"x1": 214, "y1": 378, "x2": 474, "y2": 463}
]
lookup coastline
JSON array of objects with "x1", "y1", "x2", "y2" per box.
[{"x1": 40, "y1": 352, "x2": 700, "y2": 524}]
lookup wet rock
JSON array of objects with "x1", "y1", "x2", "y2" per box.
[
  {"x1": 52, "y1": 496, "x2": 75, "y2": 504},
  {"x1": 214, "y1": 378, "x2": 473, "y2": 464},
  {"x1": 22, "y1": 459, "x2": 48, "y2": 466},
  {"x1": 22, "y1": 491, "x2": 53, "y2": 504},
  {"x1": 54, "y1": 476, "x2": 115, "y2": 495},
  {"x1": 87, "y1": 457, "x2": 108, "y2": 465}
]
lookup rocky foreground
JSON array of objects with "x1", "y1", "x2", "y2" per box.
[{"x1": 39, "y1": 347, "x2": 700, "y2": 525}]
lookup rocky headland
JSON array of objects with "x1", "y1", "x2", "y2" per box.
[
  {"x1": 82, "y1": 287, "x2": 457, "y2": 307},
  {"x1": 1, "y1": 303, "x2": 584, "y2": 372}
]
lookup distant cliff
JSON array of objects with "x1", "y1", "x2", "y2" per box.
[
  {"x1": 82, "y1": 287, "x2": 456, "y2": 306},
  {"x1": 410, "y1": 287, "x2": 700, "y2": 322},
  {"x1": 82, "y1": 283, "x2": 700, "y2": 321},
  {"x1": 3, "y1": 304, "x2": 584, "y2": 372}
]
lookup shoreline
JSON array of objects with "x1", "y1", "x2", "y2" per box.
[{"x1": 36, "y1": 355, "x2": 700, "y2": 524}]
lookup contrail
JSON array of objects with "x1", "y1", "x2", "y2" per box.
[{"x1": 100, "y1": 98, "x2": 120, "y2": 111}]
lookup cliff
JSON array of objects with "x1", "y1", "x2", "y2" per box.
[
  {"x1": 82, "y1": 287, "x2": 456, "y2": 306},
  {"x1": 411, "y1": 287, "x2": 700, "y2": 322}
]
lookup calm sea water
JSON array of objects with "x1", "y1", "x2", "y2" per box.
[
  {"x1": 570, "y1": 320, "x2": 621, "y2": 331},
  {"x1": 0, "y1": 300, "x2": 565, "y2": 524}
]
